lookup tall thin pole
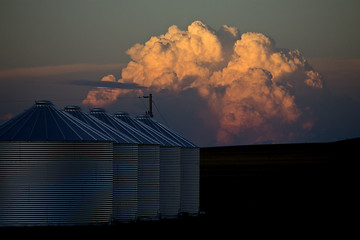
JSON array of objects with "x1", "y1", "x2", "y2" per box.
[
  {"x1": 149, "y1": 94, "x2": 153, "y2": 117},
  {"x1": 143, "y1": 94, "x2": 153, "y2": 117}
]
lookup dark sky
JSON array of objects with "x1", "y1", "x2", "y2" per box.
[{"x1": 0, "y1": 0, "x2": 359, "y2": 146}]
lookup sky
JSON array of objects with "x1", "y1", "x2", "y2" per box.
[{"x1": 0, "y1": 0, "x2": 360, "y2": 147}]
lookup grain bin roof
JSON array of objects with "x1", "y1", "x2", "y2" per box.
[
  {"x1": 64, "y1": 105, "x2": 138, "y2": 144},
  {"x1": 0, "y1": 100, "x2": 111, "y2": 141},
  {"x1": 114, "y1": 112, "x2": 180, "y2": 147},
  {"x1": 89, "y1": 108, "x2": 159, "y2": 145},
  {"x1": 136, "y1": 114, "x2": 198, "y2": 148}
]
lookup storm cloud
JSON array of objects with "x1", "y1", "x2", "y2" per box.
[{"x1": 82, "y1": 21, "x2": 359, "y2": 146}]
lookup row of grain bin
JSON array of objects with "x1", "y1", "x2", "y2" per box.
[
  {"x1": 136, "y1": 114, "x2": 200, "y2": 216},
  {"x1": 0, "y1": 100, "x2": 199, "y2": 226},
  {"x1": 63, "y1": 106, "x2": 140, "y2": 223},
  {"x1": 114, "y1": 111, "x2": 181, "y2": 220},
  {"x1": 88, "y1": 108, "x2": 162, "y2": 221}
]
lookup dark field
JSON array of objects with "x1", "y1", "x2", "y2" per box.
[
  {"x1": 200, "y1": 138, "x2": 356, "y2": 228},
  {"x1": 1, "y1": 138, "x2": 355, "y2": 233}
]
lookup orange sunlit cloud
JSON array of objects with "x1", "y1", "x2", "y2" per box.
[{"x1": 83, "y1": 21, "x2": 323, "y2": 144}]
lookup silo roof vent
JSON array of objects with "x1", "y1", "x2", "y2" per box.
[
  {"x1": 35, "y1": 100, "x2": 53, "y2": 105},
  {"x1": 64, "y1": 105, "x2": 81, "y2": 111},
  {"x1": 90, "y1": 108, "x2": 106, "y2": 113}
]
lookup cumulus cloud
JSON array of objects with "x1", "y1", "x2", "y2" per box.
[
  {"x1": 82, "y1": 75, "x2": 143, "y2": 107},
  {"x1": 209, "y1": 68, "x2": 302, "y2": 144},
  {"x1": 83, "y1": 20, "x2": 323, "y2": 145}
]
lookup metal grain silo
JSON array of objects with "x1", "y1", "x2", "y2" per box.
[
  {"x1": 64, "y1": 106, "x2": 139, "y2": 223},
  {"x1": 136, "y1": 114, "x2": 200, "y2": 216},
  {"x1": 0, "y1": 100, "x2": 113, "y2": 226},
  {"x1": 89, "y1": 108, "x2": 161, "y2": 221},
  {"x1": 115, "y1": 112, "x2": 182, "y2": 220}
]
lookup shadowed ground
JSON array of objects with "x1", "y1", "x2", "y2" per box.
[{"x1": 200, "y1": 138, "x2": 356, "y2": 227}]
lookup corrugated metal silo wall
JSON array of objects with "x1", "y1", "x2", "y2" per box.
[
  {"x1": 159, "y1": 146, "x2": 181, "y2": 219},
  {"x1": 112, "y1": 144, "x2": 138, "y2": 223},
  {"x1": 0, "y1": 141, "x2": 113, "y2": 226},
  {"x1": 180, "y1": 147, "x2": 200, "y2": 215},
  {"x1": 137, "y1": 144, "x2": 160, "y2": 220}
]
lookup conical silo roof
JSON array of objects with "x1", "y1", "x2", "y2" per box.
[
  {"x1": 64, "y1": 105, "x2": 138, "y2": 144},
  {"x1": 0, "y1": 100, "x2": 111, "y2": 141},
  {"x1": 114, "y1": 112, "x2": 180, "y2": 147},
  {"x1": 89, "y1": 108, "x2": 159, "y2": 145},
  {"x1": 136, "y1": 114, "x2": 198, "y2": 148}
]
